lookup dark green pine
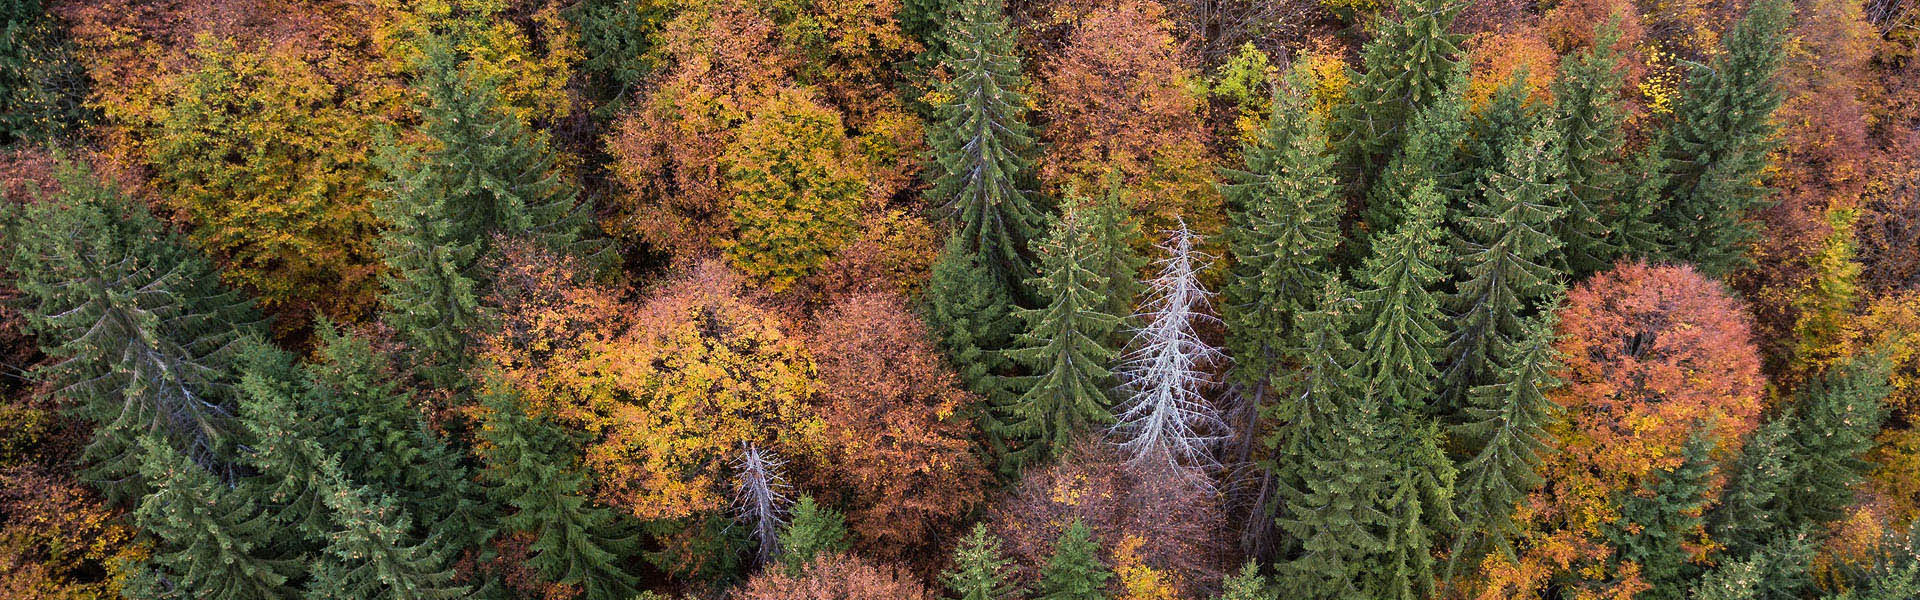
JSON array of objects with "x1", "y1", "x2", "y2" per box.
[
  {"x1": 1, "y1": 157, "x2": 260, "y2": 503},
  {"x1": 1034, "y1": 519, "x2": 1111, "y2": 600},
  {"x1": 1780, "y1": 354, "x2": 1894, "y2": 532},
  {"x1": 943, "y1": 524, "x2": 1022, "y2": 600},
  {"x1": 926, "y1": 0, "x2": 1045, "y2": 298},
  {"x1": 306, "y1": 454, "x2": 471, "y2": 600},
  {"x1": 1607, "y1": 431, "x2": 1716, "y2": 600},
  {"x1": 129, "y1": 436, "x2": 300, "y2": 600},
  {"x1": 1359, "y1": 68, "x2": 1468, "y2": 250},
  {"x1": 925, "y1": 233, "x2": 1022, "y2": 450},
  {"x1": 1220, "y1": 68, "x2": 1342, "y2": 389},
  {"x1": 1549, "y1": 20, "x2": 1633, "y2": 277},
  {"x1": 1354, "y1": 181, "x2": 1448, "y2": 414},
  {"x1": 779, "y1": 495, "x2": 851, "y2": 574},
  {"x1": 1449, "y1": 309, "x2": 1564, "y2": 566},
  {"x1": 1370, "y1": 415, "x2": 1458, "y2": 600},
  {"x1": 998, "y1": 209, "x2": 1123, "y2": 471},
  {"x1": 1655, "y1": 0, "x2": 1791, "y2": 275},
  {"x1": 478, "y1": 385, "x2": 639, "y2": 600},
  {"x1": 1332, "y1": 0, "x2": 1465, "y2": 187}
]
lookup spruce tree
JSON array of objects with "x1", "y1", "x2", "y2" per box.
[
  {"x1": 1373, "y1": 415, "x2": 1457, "y2": 600},
  {"x1": 1655, "y1": 0, "x2": 1791, "y2": 275},
  {"x1": 306, "y1": 455, "x2": 470, "y2": 600},
  {"x1": 131, "y1": 436, "x2": 299, "y2": 600},
  {"x1": 1608, "y1": 431, "x2": 1716, "y2": 600},
  {"x1": 235, "y1": 343, "x2": 340, "y2": 545},
  {"x1": 1216, "y1": 562, "x2": 1276, "y2": 600},
  {"x1": 1780, "y1": 354, "x2": 1894, "y2": 532},
  {"x1": 1354, "y1": 182, "x2": 1448, "y2": 414},
  {"x1": 373, "y1": 136, "x2": 486, "y2": 389},
  {"x1": 1359, "y1": 69, "x2": 1468, "y2": 249},
  {"x1": 944, "y1": 524, "x2": 1022, "y2": 600},
  {"x1": 1450, "y1": 309, "x2": 1563, "y2": 566},
  {"x1": 1035, "y1": 519, "x2": 1111, "y2": 600},
  {"x1": 1438, "y1": 121, "x2": 1566, "y2": 416},
  {"x1": 1550, "y1": 20, "x2": 1633, "y2": 276},
  {"x1": 1220, "y1": 68, "x2": 1342, "y2": 388},
  {"x1": 1082, "y1": 181, "x2": 1146, "y2": 332},
  {"x1": 1333, "y1": 0, "x2": 1465, "y2": 185},
  {"x1": 927, "y1": 0, "x2": 1045, "y2": 297},
  {"x1": 477, "y1": 385, "x2": 638, "y2": 600},
  {"x1": 925, "y1": 233, "x2": 1022, "y2": 443},
  {"x1": 1617, "y1": 136, "x2": 1674, "y2": 259},
  {"x1": 779, "y1": 495, "x2": 850, "y2": 574},
  {"x1": 1708, "y1": 417, "x2": 1792, "y2": 557},
  {"x1": 3, "y1": 157, "x2": 260, "y2": 502},
  {"x1": 999, "y1": 209, "x2": 1122, "y2": 470},
  {"x1": 1689, "y1": 557, "x2": 1762, "y2": 600},
  {"x1": 1455, "y1": 74, "x2": 1543, "y2": 223}
]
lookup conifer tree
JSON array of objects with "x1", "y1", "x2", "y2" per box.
[
  {"x1": 732, "y1": 442, "x2": 792, "y2": 567},
  {"x1": 1374, "y1": 416, "x2": 1457, "y2": 600},
  {"x1": 1360, "y1": 69, "x2": 1468, "y2": 248},
  {"x1": 1220, "y1": 68, "x2": 1342, "y2": 388},
  {"x1": 1550, "y1": 20, "x2": 1633, "y2": 276},
  {"x1": 1456, "y1": 75, "x2": 1543, "y2": 221},
  {"x1": 999, "y1": 210, "x2": 1123, "y2": 470},
  {"x1": 1780, "y1": 354, "x2": 1894, "y2": 532},
  {"x1": 1112, "y1": 223, "x2": 1228, "y2": 477},
  {"x1": 1655, "y1": 0, "x2": 1791, "y2": 274},
  {"x1": 1689, "y1": 557, "x2": 1762, "y2": 600},
  {"x1": 235, "y1": 344, "x2": 340, "y2": 545},
  {"x1": 1709, "y1": 418, "x2": 1792, "y2": 557},
  {"x1": 925, "y1": 234, "x2": 1022, "y2": 438},
  {"x1": 1449, "y1": 310, "x2": 1563, "y2": 565},
  {"x1": 1333, "y1": 0, "x2": 1466, "y2": 185},
  {"x1": 1438, "y1": 122, "x2": 1566, "y2": 415},
  {"x1": 1616, "y1": 135, "x2": 1674, "y2": 259},
  {"x1": 1035, "y1": 519, "x2": 1111, "y2": 600},
  {"x1": 306, "y1": 456, "x2": 469, "y2": 600},
  {"x1": 130, "y1": 436, "x2": 299, "y2": 600},
  {"x1": 1607, "y1": 431, "x2": 1716, "y2": 600},
  {"x1": 1082, "y1": 182, "x2": 1147, "y2": 332},
  {"x1": 779, "y1": 495, "x2": 850, "y2": 574},
  {"x1": 373, "y1": 137, "x2": 485, "y2": 389},
  {"x1": 944, "y1": 524, "x2": 1021, "y2": 600},
  {"x1": 3, "y1": 158, "x2": 260, "y2": 502},
  {"x1": 927, "y1": 0, "x2": 1045, "y2": 296},
  {"x1": 1354, "y1": 182, "x2": 1448, "y2": 414},
  {"x1": 478, "y1": 385, "x2": 639, "y2": 600},
  {"x1": 1216, "y1": 562, "x2": 1276, "y2": 600}
]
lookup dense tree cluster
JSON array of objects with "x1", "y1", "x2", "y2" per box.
[{"x1": 5, "y1": 0, "x2": 1920, "y2": 597}]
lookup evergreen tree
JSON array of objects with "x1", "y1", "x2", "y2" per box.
[
  {"x1": 2, "y1": 158, "x2": 260, "y2": 502},
  {"x1": 1780, "y1": 354, "x2": 1894, "y2": 532},
  {"x1": 1449, "y1": 310, "x2": 1563, "y2": 566},
  {"x1": 1655, "y1": 0, "x2": 1791, "y2": 275},
  {"x1": 925, "y1": 233, "x2": 1022, "y2": 443},
  {"x1": 999, "y1": 209, "x2": 1123, "y2": 470},
  {"x1": 130, "y1": 436, "x2": 299, "y2": 600},
  {"x1": 944, "y1": 524, "x2": 1022, "y2": 600},
  {"x1": 235, "y1": 344, "x2": 340, "y2": 545},
  {"x1": 0, "y1": 0, "x2": 91, "y2": 144},
  {"x1": 1837, "y1": 521, "x2": 1920, "y2": 600},
  {"x1": 478, "y1": 385, "x2": 639, "y2": 600},
  {"x1": 926, "y1": 0, "x2": 1045, "y2": 297},
  {"x1": 1333, "y1": 0, "x2": 1465, "y2": 185},
  {"x1": 1438, "y1": 121, "x2": 1566, "y2": 415},
  {"x1": 1617, "y1": 136, "x2": 1674, "y2": 259},
  {"x1": 1220, "y1": 68, "x2": 1342, "y2": 388},
  {"x1": 1359, "y1": 69, "x2": 1468, "y2": 249},
  {"x1": 1035, "y1": 519, "x2": 1111, "y2": 600},
  {"x1": 779, "y1": 495, "x2": 850, "y2": 574},
  {"x1": 1082, "y1": 182, "x2": 1147, "y2": 332},
  {"x1": 1550, "y1": 20, "x2": 1633, "y2": 276},
  {"x1": 1455, "y1": 75, "x2": 1543, "y2": 223},
  {"x1": 1689, "y1": 556, "x2": 1762, "y2": 600},
  {"x1": 1373, "y1": 415, "x2": 1457, "y2": 600},
  {"x1": 1354, "y1": 182, "x2": 1448, "y2": 414},
  {"x1": 306, "y1": 455, "x2": 470, "y2": 600},
  {"x1": 373, "y1": 136, "x2": 486, "y2": 389},
  {"x1": 1709, "y1": 418, "x2": 1793, "y2": 557},
  {"x1": 1608, "y1": 431, "x2": 1716, "y2": 600},
  {"x1": 1216, "y1": 562, "x2": 1276, "y2": 600}
]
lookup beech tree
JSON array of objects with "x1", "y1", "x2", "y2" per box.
[
  {"x1": 720, "y1": 88, "x2": 870, "y2": 291},
  {"x1": 737, "y1": 553, "x2": 936, "y2": 600}
]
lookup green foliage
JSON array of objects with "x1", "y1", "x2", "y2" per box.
[
  {"x1": 1215, "y1": 562, "x2": 1276, "y2": 600},
  {"x1": 1081, "y1": 183, "x2": 1147, "y2": 331},
  {"x1": 944, "y1": 524, "x2": 1021, "y2": 600},
  {"x1": 1689, "y1": 556, "x2": 1762, "y2": 600},
  {"x1": 235, "y1": 344, "x2": 339, "y2": 546},
  {"x1": 373, "y1": 135, "x2": 485, "y2": 389},
  {"x1": 1450, "y1": 310, "x2": 1563, "y2": 565},
  {"x1": 1333, "y1": 0, "x2": 1465, "y2": 185},
  {"x1": 1359, "y1": 69, "x2": 1467, "y2": 251},
  {"x1": 1655, "y1": 0, "x2": 1791, "y2": 275},
  {"x1": 1035, "y1": 519, "x2": 1110, "y2": 600},
  {"x1": 1220, "y1": 69, "x2": 1342, "y2": 386},
  {"x1": 924, "y1": 234, "x2": 1022, "y2": 445},
  {"x1": 130, "y1": 436, "x2": 299, "y2": 600},
  {"x1": 999, "y1": 209, "x2": 1123, "y2": 470},
  {"x1": 566, "y1": 0, "x2": 668, "y2": 112},
  {"x1": 0, "y1": 0, "x2": 90, "y2": 144},
  {"x1": 1608, "y1": 431, "x2": 1716, "y2": 600},
  {"x1": 305, "y1": 455, "x2": 470, "y2": 600},
  {"x1": 1354, "y1": 182, "x2": 1448, "y2": 414},
  {"x1": 1780, "y1": 354, "x2": 1894, "y2": 532},
  {"x1": 2, "y1": 158, "x2": 261, "y2": 502},
  {"x1": 779, "y1": 495, "x2": 850, "y2": 575},
  {"x1": 1549, "y1": 20, "x2": 1633, "y2": 276},
  {"x1": 1374, "y1": 415, "x2": 1457, "y2": 600},
  {"x1": 1709, "y1": 418, "x2": 1792, "y2": 557},
  {"x1": 478, "y1": 385, "x2": 638, "y2": 600}
]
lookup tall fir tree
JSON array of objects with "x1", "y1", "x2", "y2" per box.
[
  {"x1": 1780, "y1": 354, "x2": 1894, "y2": 532},
  {"x1": 235, "y1": 343, "x2": 341, "y2": 546},
  {"x1": 1617, "y1": 131, "x2": 1675, "y2": 259},
  {"x1": 998, "y1": 209, "x2": 1123, "y2": 471},
  {"x1": 944, "y1": 524, "x2": 1022, "y2": 600},
  {"x1": 1708, "y1": 417, "x2": 1793, "y2": 557},
  {"x1": 1359, "y1": 69, "x2": 1468, "y2": 250},
  {"x1": 1607, "y1": 431, "x2": 1716, "y2": 600},
  {"x1": 1333, "y1": 0, "x2": 1466, "y2": 187},
  {"x1": 2, "y1": 157, "x2": 260, "y2": 502},
  {"x1": 926, "y1": 0, "x2": 1045, "y2": 298},
  {"x1": 1449, "y1": 309, "x2": 1563, "y2": 568},
  {"x1": 925, "y1": 233, "x2": 1022, "y2": 448},
  {"x1": 1372, "y1": 415, "x2": 1457, "y2": 600},
  {"x1": 373, "y1": 136, "x2": 486, "y2": 390},
  {"x1": 128, "y1": 436, "x2": 299, "y2": 600},
  {"x1": 1438, "y1": 121, "x2": 1566, "y2": 416},
  {"x1": 779, "y1": 495, "x2": 850, "y2": 574},
  {"x1": 1082, "y1": 181, "x2": 1147, "y2": 333},
  {"x1": 1216, "y1": 562, "x2": 1277, "y2": 600},
  {"x1": 305, "y1": 455, "x2": 470, "y2": 600},
  {"x1": 1550, "y1": 20, "x2": 1634, "y2": 276},
  {"x1": 1654, "y1": 0, "x2": 1791, "y2": 275},
  {"x1": 1455, "y1": 75, "x2": 1543, "y2": 223},
  {"x1": 1035, "y1": 519, "x2": 1111, "y2": 600},
  {"x1": 1220, "y1": 67, "x2": 1342, "y2": 389},
  {"x1": 478, "y1": 385, "x2": 639, "y2": 600},
  {"x1": 1354, "y1": 182, "x2": 1448, "y2": 414}
]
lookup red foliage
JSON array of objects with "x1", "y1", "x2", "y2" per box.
[{"x1": 733, "y1": 553, "x2": 935, "y2": 600}]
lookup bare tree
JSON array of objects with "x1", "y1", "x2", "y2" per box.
[
  {"x1": 1111, "y1": 221, "x2": 1230, "y2": 483},
  {"x1": 732, "y1": 442, "x2": 792, "y2": 566}
]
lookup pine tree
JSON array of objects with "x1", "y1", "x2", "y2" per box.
[
  {"x1": 478, "y1": 385, "x2": 639, "y2": 600},
  {"x1": 1359, "y1": 69, "x2": 1468, "y2": 249},
  {"x1": 2, "y1": 157, "x2": 260, "y2": 502},
  {"x1": 1655, "y1": 0, "x2": 1791, "y2": 275},
  {"x1": 1449, "y1": 310, "x2": 1563, "y2": 567},
  {"x1": 1215, "y1": 562, "x2": 1276, "y2": 600},
  {"x1": 1708, "y1": 417, "x2": 1792, "y2": 557},
  {"x1": 1354, "y1": 182, "x2": 1448, "y2": 414},
  {"x1": 1220, "y1": 68, "x2": 1342, "y2": 388},
  {"x1": 131, "y1": 436, "x2": 299, "y2": 600},
  {"x1": 944, "y1": 524, "x2": 1022, "y2": 600},
  {"x1": 1780, "y1": 354, "x2": 1894, "y2": 532},
  {"x1": 925, "y1": 233, "x2": 1022, "y2": 444},
  {"x1": 1550, "y1": 19, "x2": 1633, "y2": 276},
  {"x1": 1035, "y1": 519, "x2": 1111, "y2": 600},
  {"x1": 1438, "y1": 121, "x2": 1566, "y2": 416},
  {"x1": 1608, "y1": 431, "x2": 1716, "y2": 600},
  {"x1": 927, "y1": 0, "x2": 1045, "y2": 297},
  {"x1": 999, "y1": 209, "x2": 1123, "y2": 470},
  {"x1": 779, "y1": 495, "x2": 850, "y2": 574},
  {"x1": 306, "y1": 456, "x2": 470, "y2": 600},
  {"x1": 1333, "y1": 0, "x2": 1466, "y2": 185}
]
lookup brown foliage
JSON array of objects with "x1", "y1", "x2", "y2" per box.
[
  {"x1": 0, "y1": 466, "x2": 140, "y2": 598},
  {"x1": 733, "y1": 553, "x2": 934, "y2": 600},
  {"x1": 795, "y1": 210, "x2": 940, "y2": 307},
  {"x1": 804, "y1": 294, "x2": 988, "y2": 561}
]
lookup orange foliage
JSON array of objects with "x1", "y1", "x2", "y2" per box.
[
  {"x1": 0, "y1": 467, "x2": 142, "y2": 598},
  {"x1": 1464, "y1": 27, "x2": 1560, "y2": 111},
  {"x1": 804, "y1": 294, "x2": 988, "y2": 561},
  {"x1": 734, "y1": 553, "x2": 935, "y2": 600},
  {"x1": 795, "y1": 210, "x2": 940, "y2": 307}
]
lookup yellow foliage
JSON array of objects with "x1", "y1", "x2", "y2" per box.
[
  {"x1": 370, "y1": 0, "x2": 577, "y2": 123},
  {"x1": 1113, "y1": 535, "x2": 1181, "y2": 600}
]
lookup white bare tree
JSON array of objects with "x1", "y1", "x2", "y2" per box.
[
  {"x1": 731, "y1": 442, "x2": 792, "y2": 566},
  {"x1": 1111, "y1": 221, "x2": 1230, "y2": 482}
]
